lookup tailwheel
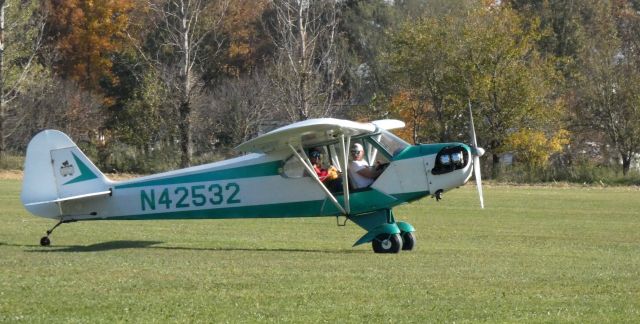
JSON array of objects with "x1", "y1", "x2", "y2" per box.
[
  {"x1": 40, "y1": 236, "x2": 51, "y2": 247},
  {"x1": 372, "y1": 233, "x2": 402, "y2": 254},
  {"x1": 401, "y1": 231, "x2": 416, "y2": 251},
  {"x1": 39, "y1": 219, "x2": 69, "y2": 247}
]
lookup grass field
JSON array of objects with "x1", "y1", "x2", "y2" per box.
[{"x1": 1, "y1": 178, "x2": 639, "y2": 323}]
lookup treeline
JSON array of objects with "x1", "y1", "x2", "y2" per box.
[{"x1": 1, "y1": 0, "x2": 639, "y2": 182}]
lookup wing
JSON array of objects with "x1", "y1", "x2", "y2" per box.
[{"x1": 236, "y1": 118, "x2": 377, "y2": 153}]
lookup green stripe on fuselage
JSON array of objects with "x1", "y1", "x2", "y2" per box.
[
  {"x1": 104, "y1": 199, "x2": 327, "y2": 220},
  {"x1": 92, "y1": 189, "x2": 430, "y2": 221},
  {"x1": 115, "y1": 160, "x2": 282, "y2": 189}
]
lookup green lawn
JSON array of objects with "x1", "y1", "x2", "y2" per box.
[{"x1": 1, "y1": 179, "x2": 639, "y2": 323}]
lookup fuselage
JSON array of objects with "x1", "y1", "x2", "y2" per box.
[{"x1": 46, "y1": 143, "x2": 473, "y2": 221}]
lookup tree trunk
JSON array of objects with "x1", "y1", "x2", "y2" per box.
[
  {"x1": 621, "y1": 154, "x2": 631, "y2": 176},
  {"x1": 179, "y1": 100, "x2": 191, "y2": 168},
  {"x1": 0, "y1": 1, "x2": 5, "y2": 159},
  {"x1": 179, "y1": 0, "x2": 192, "y2": 168},
  {"x1": 492, "y1": 153, "x2": 501, "y2": 178},
  {"x1": 297, "y1": 4, "x2": 308, "y2": 121},
  {"x1": 298, "y1": 71, "x2": 308, "y2": 120}
]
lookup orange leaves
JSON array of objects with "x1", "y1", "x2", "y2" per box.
[
  {"x1": 388, "y1": 91, "x2": 429, "y2": 144},
  {"x1": 47, "y1": 0, "x2": 133, "y2": 90},
  {"x1": 222, "y1": 0, "x2": 269, "y2": 74}
]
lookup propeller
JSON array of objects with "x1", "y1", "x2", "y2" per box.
[{"x1": 468, "y1": 100, "x2": 485, "y2": 209}]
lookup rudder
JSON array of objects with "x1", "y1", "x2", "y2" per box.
[{"x1": 21, "y1": 130, "x2": 110, "y2": 218}]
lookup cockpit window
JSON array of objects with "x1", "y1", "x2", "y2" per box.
[{"x1": 376, "y1": 129, "x2": 410, "y2": 157}]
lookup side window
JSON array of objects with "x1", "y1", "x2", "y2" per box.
[{"x1": 281, "y1": 155, "x2": 305, "y2": 178}]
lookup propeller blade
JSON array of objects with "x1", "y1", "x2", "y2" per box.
[
  {"x1": 468, "y1": 100, "x2": 478, "y2": 148},
  {"x1": 468, "y1": 99, "x2": 484, "y2": 209},
  {"x1": 474, "y1": 155, "x2": 484, "y2": 209}
]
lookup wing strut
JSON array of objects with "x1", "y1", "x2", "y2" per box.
[
  {"x1": 287, "y1": 144, "x2": 347, "y2": 215},
  {"x1": 339, "y1": 135, "x2": 351, "y2": 214}
]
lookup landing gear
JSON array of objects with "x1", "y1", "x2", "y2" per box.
[
  {"x1": 401, "y1": 231, "x2": 416, "y2": 251},
  {"x1": 372, "y1": 233, "x2": 402, "y2": 253},
  {"x1": 40, "y1": 236, "x2": 51, "y2": 246},
  {"x1": 39, "y1": 219, "x2": 69, "y2": 247}
]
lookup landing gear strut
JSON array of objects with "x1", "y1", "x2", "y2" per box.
[{"x1": 40, "y1": 219, "x2": 74, "y2": 246}]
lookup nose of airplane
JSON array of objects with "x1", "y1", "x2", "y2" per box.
[{"x1": 472, "y1": 146, "x2": 485, "y2": 157}]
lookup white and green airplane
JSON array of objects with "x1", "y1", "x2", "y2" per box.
[{"x1": 21, "y1": 114, "x2": 485, "y2": 253}]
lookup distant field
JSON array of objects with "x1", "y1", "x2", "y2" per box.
[{"x1": 1, "y1": 178, "x2": 639, "y2": 323}]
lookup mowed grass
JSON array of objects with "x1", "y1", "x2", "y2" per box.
[{"x1": 1, "y1": 179, "x2": 639, "y2": 323}]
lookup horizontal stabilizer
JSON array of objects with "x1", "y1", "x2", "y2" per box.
[{"x1": 24, "y1": 189, "x2": 112, "y2": 207}]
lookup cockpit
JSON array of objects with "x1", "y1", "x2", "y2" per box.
[{"x1": 281, "y1": 128, "x2": 410, "y2": 181}]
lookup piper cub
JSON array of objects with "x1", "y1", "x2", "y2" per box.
[{"x1": 21, "y1": 115, "x2": 484, "y2": 253}]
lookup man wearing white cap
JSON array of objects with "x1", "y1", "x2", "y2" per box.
[{"x1": 348, "y1": 143, "x2": 382, "y2": 189}]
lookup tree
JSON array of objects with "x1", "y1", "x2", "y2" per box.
[
  {"x1": 266, "y1": 0, "x2": 343, "y2": 121},
  {"x1": 504, "y1": 128, "x2": 569, "y2": 169},
  {"x1": 194, "y1": 72, "x2": 275, "y2": 154},
  {"x1": 133, "y1": 0, "x2": 230, "y2": 167},
  {"x1": 575, "y1": 1, "x2": 640, "y2": 175},
  {"x1": 387, "y1": 91, "x2": 428, "y2": 144},
  {"x1": 0, "y1": 0, "x2": 46, "y2": 157},
  {"x1": 45, "y1": 0, "x2": 133, "y2": 92},
  {"x1": 387, "y1": 5, "x2": 566, "y2": 175},
  {"x1": 464, "y1": 6, "x2": 566, "y2": 174},
  {"x1": 339, "y1": 0, "x2": 398, "y2": 110},
  {"x1": 217, "y1": 0, "x2": 270, "y2": 76},
  {"x1": 387, "y1": 15, "x2": 467, "y2": 144}
]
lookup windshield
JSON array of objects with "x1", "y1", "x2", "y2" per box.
[{"x1": 377, "y1": 129, "x2": 410, "y2": 157}]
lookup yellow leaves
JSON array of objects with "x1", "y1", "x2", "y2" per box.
[{"x1": 505, "y1": 129, "x2": 570, "y2": 168}]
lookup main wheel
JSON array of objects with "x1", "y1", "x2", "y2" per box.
[
  {"x1": 40, "y1": 236, "x2": 51, "y2": 247},
  {"x1": 401, "y1": 231, "x2": 416, "y2": 251},
  {"x1": 372, "y1": 233, "x2": 402, "y2": 253}
]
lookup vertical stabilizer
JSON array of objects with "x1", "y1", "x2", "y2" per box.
[{"x1": 21, "y1": 130, "x2": 110, "y2": 218}]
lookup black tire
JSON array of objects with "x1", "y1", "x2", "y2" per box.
[
  {"x1": 372, "y1": 233, "x2": 402, "y2": 253},
  {"x1": 401, "y1": 231, "x2": 416, "y2": 251},
  {"x1": 40, "y1": 236, "x2": 50, "y2": 247}
]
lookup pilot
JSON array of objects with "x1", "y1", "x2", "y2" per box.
[{"x1": 349, "y1": 143, "x2": 382, "y2": 189}]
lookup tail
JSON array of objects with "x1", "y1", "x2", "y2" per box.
[{"x1": 21, "y1": 130, "x2": 112, "y2": 218}]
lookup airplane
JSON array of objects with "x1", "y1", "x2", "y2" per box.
[{"x1": 20, "y1": 108, "x2": 485, "y2": 253}]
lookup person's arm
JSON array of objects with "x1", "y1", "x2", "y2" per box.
[{"x1": 356, "y1": 164, "x2": 381, "y2": 178}]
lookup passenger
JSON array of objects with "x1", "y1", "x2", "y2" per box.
[
  {"x1": 309, "y1": 148, "x2": 341, "y2": 191},
  {"x1": 309, "y1": 149, "x2": 328, "y2": 180},
  {"x1": 348, "y1": 143, "x2": 383, "y2": 189}
]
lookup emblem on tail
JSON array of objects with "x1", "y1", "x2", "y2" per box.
[{"x1": 60, "y1": 161, "x2": 75, "y2": 177}]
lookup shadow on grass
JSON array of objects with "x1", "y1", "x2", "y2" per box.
[
  {"x1": 156, "y1": 245, "x2": 368, "y2": 254},
  {"x1": 25, "y1": 240, "x2": 164, "y2": 252},
  {"x1": 6, "y1": 240, "x2": 367, "y2": 254}
]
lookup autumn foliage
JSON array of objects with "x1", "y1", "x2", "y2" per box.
[
  {"x1": 504, "y1": 129, "x2": 570, "y2": 168},
  {"x1": 388, "y1": 91, "x2": 428, "y2": 145},
  {"x1": 46, "y1": 0, "x2": 133, "y2": 90}
]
